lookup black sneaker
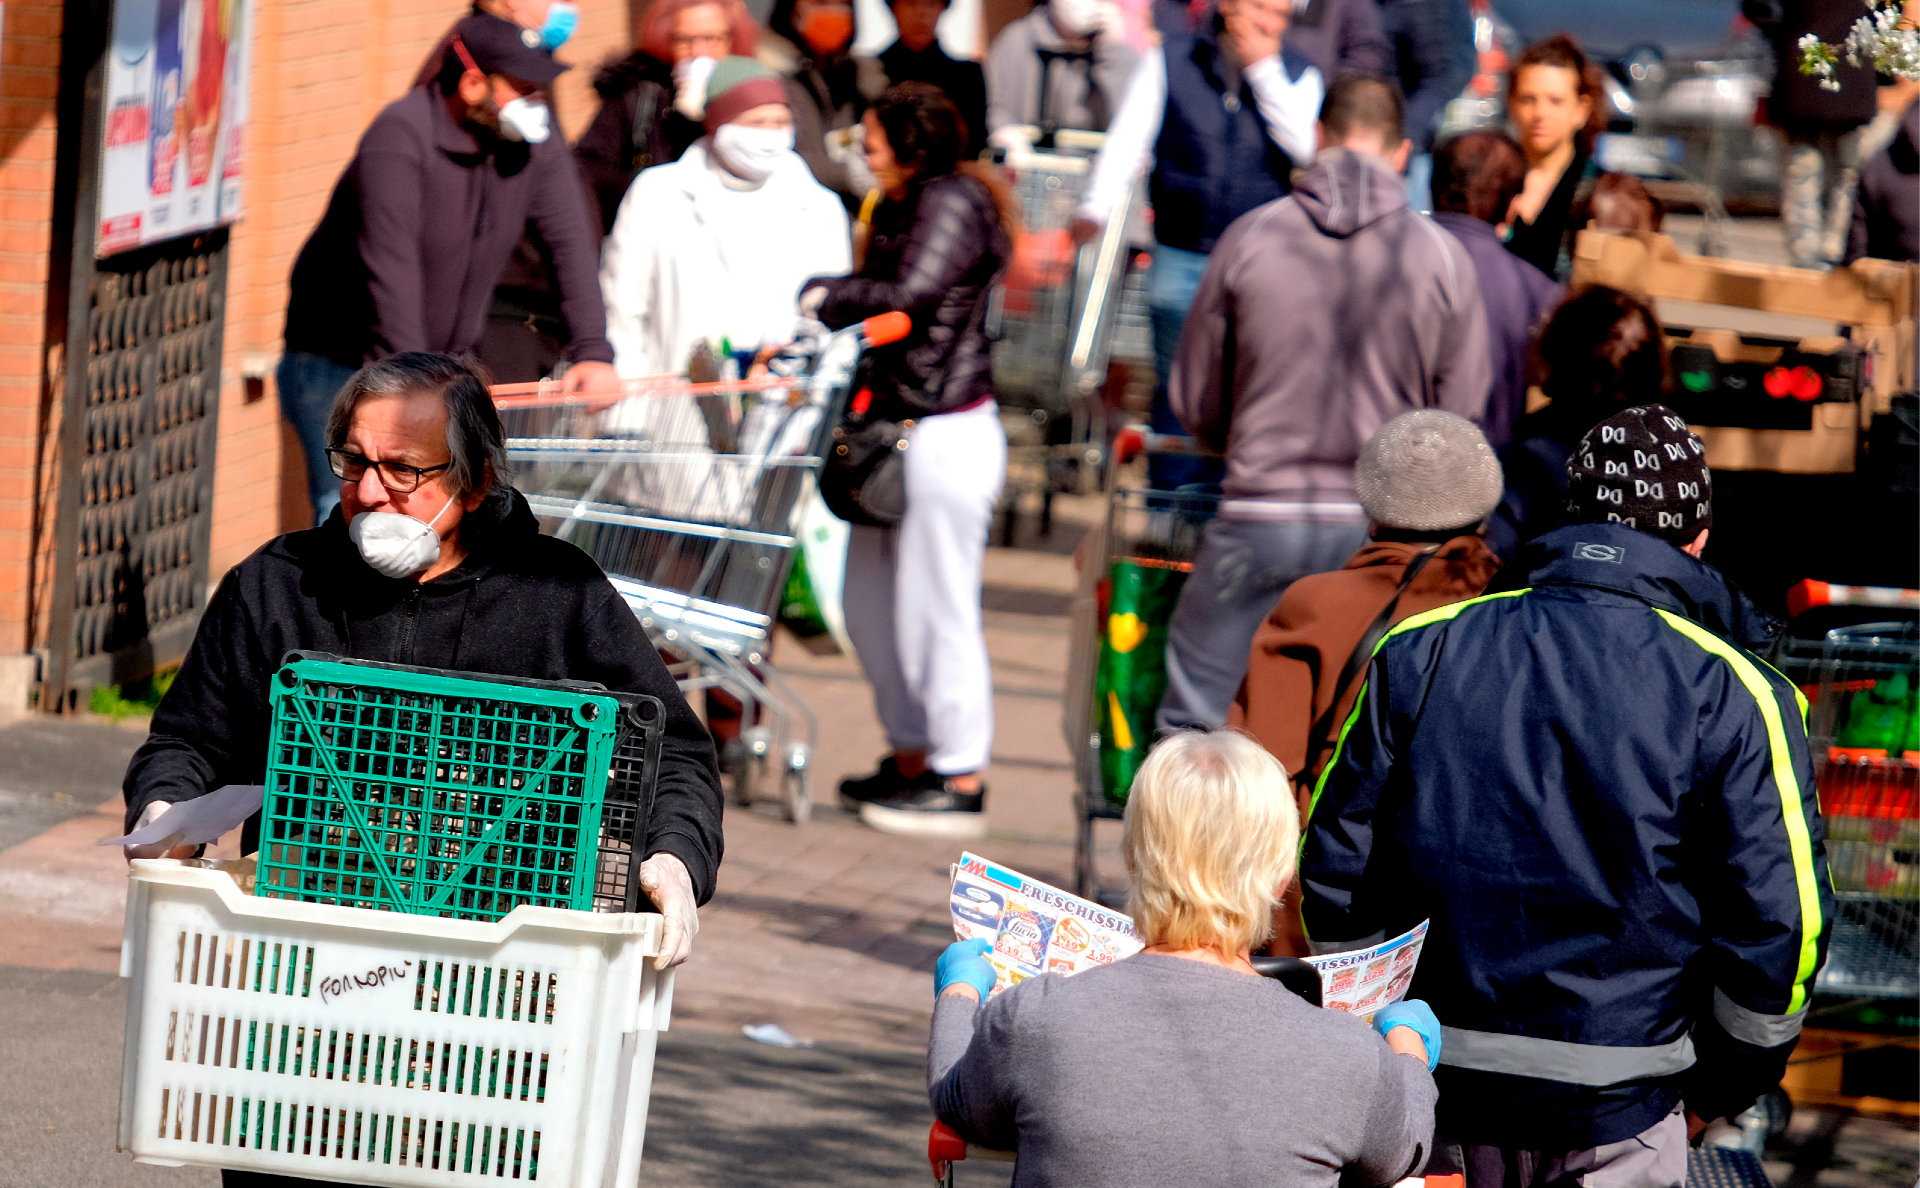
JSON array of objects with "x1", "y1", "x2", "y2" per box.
[
  {"x1": 858, "y1": 773, "x2": 987, "y2": 838},
  {"x1": 838, "y1": 756, "x2": 908, "y2": 812}
]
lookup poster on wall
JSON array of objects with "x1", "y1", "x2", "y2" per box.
[{"x1": 96, "y1": 0, "x2": 252, "y2": 256}]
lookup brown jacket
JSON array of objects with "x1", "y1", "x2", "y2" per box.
[
  {"x1": 1237, "y1": 535, "x2": 1501, "y2": 782},
  {"x1": 1233, "y1": 534, "x2": 1499, "y2": 957}
]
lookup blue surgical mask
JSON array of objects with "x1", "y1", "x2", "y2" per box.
[{"x1": 541, "y1": 1, "x2": 579, "y2": 49}]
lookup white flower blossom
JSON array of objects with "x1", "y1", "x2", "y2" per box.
[{"x1": 1797, "y1": 0, "x2": 1920, "y2": 90}]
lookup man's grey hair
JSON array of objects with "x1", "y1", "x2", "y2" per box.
[{"x1": 323, "y1": 352, "x2": 513, "y2": 511}]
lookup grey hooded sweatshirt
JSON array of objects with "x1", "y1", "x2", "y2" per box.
[{"x1": 1170, "y1": 148, "x2": 1491, "y2": 514}]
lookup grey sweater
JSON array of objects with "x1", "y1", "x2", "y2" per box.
[
  {"x1": 1170, "y1": 148, "x2": 1490, "y2": 512},
  {"x1": 929, "y1": 953, "x2": 1437, "y2": 1187}
]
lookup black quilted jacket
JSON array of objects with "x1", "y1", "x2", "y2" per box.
[{"x1": 810, "y1": 172, "x2": 1009, "y2": 418}]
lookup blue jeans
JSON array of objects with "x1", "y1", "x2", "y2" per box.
[
  {"x1": 1156, "y1": 514, "x2": 1371, "y2": 733},
  {"x1": 1406, "y1": 151, "x2": 1434, "y2": 213},
  {"x1": 1146, "y1": 244, "x2": 1225, "y2": 491},
  {"x1": 277, "y1": 351, "x2": 359, "y2": 525}
]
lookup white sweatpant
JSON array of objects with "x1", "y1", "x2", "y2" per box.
[{"x1": 842, "y1": 401, "x2": 1007, "y2": 775}]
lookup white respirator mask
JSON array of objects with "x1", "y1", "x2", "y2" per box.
[
  {"x1": 712, "y1": 122, "x2": 795, "y2": 182},
  {"x1": 348, "y1": 491, "x2": 457, "y2": 580},
  {"x1": 496, "y1": 95, "x2": 552, "y2": 143}
]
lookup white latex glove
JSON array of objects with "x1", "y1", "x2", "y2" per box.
[
  {"x1": 673, "y1": 56, "x2": 717, "y2": 121},
  {"x1": 124, "y1": 801, "x2": 198, "y2": 861},
  {"x1": 637, "y1": 852, "x2": 699, "y2": 970},
  {"x1": 798, "y1": 286, "x2": 827, "y2": 319}
]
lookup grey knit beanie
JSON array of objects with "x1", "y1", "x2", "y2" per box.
[{"x1": 1354, "y1": 410, "x2": 1504, "y2": 532}]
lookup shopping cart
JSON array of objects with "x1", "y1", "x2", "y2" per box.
[
  {"x1": 991, "y1": 130, "x2": 1149, "y2": 543},
  {"x1": 493, "y1": 315, "x2": 910, "y2": 824},
  {"x1": 1802, "y1": 621, "x2": 1919, "y2": 998},
  {"x1": 1063, "y1": 428, "x2": 1219, "y2": 903}
]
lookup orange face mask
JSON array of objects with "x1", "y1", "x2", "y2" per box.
[{"x1": 798, "y1": 6, "x2": 854, "y2": 55}]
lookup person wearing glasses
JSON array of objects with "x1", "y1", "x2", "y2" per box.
[
  {"x1": 122, "y1": 358, "x2": 726, "y2": 1140},
  {"x1": 575, "y1": 0, "x2": 763, "y2": 232},
  {"x1": 278, "y1": 13, "x2": 618, "y2": 527}
]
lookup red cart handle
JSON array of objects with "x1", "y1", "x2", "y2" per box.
[{"x1": 863, "y1": 311, "x2": 913, "y2": 346}]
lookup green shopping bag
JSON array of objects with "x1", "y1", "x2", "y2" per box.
[
  {"x1": 1094, "y1": 558, "x2": 1190, "y2": 806},
  {"x1": 778, "y1": 549, "x2": 832, "y2": 642}
]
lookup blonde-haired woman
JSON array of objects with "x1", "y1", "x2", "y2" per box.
[{"x1": 928, "y1": 731, "x2": 1441, "y2": 1186}]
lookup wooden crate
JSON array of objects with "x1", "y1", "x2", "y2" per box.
[{"x1": 1569, "y1": 231, "x2": 1918, "y2": 475}]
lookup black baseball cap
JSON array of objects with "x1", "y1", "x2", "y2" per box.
[{"x1": 447, "y1": 13, "x2": 566, "y2": 86}]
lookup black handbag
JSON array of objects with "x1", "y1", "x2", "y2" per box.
[
  {"x1": 821, "y1": 412, "x2": 914, "y2": 527},
  {"x1": 820, "y1": 291, "x2": 991, "y2": 528}
]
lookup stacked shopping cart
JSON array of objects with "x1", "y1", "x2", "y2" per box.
[
  {"x1": 1803, "y1": 622, "x2": 1919, "y2": 998},
  {"x1": 991, "y1": 130, "x2": 1149, "y2": 543},
  {"x1": 493, "y1": 318, "x2": 900, "y2": 823},
  {"x1": 1062, "y1": 429, "x2": 1220, "y2": 902},
  {"x1": 119, "y1": 653, "x2": 674, "y2": 1184}
]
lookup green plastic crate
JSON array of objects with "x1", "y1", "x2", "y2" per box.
[{"x1": 258, "y1": 655, "x2": 622, "y2": 920}]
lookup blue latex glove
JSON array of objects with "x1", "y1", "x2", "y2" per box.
[
  {"x1": 935, "y1": 938, "x2": 998, "y2": 1000},
  {"x1": 1373, "y1": 1000, "x2": 1442, "y2": 1072}
]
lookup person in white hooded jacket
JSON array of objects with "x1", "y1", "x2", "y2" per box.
[{"x1": 600, "y1": 55, "x2": 852, "y2": 378}]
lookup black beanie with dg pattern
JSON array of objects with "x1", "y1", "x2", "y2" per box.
[{"x1": 1565, "y1": 404, "x2": 1712, "y2": 547}]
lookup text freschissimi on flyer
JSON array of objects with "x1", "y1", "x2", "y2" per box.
[{"x1": 950, "y1": 853, "x2": 1426, "y2": 1019}]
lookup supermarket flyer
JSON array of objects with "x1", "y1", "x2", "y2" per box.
[
  {"x1": 948, "y1": 853, "x2": 1427, "y2": 1016},
  {"x1": 1305, "y1": 921, "x2": 1428, "y2": 1022},
  {"x1": 949, "y1": 853, "x2": 1143, "y2": 996}
]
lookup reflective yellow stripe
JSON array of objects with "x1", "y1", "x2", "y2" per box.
[
  {"x1": 1654, "y1": 609, "x2": 1823, "y2": 1013},
  {"x1": 1300, "y1": 588, "x2": 1530, "y2": 944},
  {"x1": 1757, "y1": 654, "x2": 1812, "y2": 728},
  {"x1": 1306, "y1": 589, "x2": 1531, "y2": 824}
]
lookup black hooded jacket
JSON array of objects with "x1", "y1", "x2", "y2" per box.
[
  {"x1": 123, "y1": 492, "x2": 725, "y2": 903},
  {"x1": 1303, "y1": 523, "x2": 1831, "y2": 1149}
]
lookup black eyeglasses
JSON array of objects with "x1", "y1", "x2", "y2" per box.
[{"x1": 325, "y1": 447, "x2": 454, "y2": 494}]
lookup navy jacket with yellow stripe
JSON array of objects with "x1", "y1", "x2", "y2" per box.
[{"x1": 1301, "y1": 523, "x2": 1832, "y2": 1150}]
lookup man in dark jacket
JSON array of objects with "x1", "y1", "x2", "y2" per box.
[
  {"x1": 1378, "y1": 0, "x2": 1474, "y2": 208},
  {"x1": 1846, "y1": 99, "x2": 1920, "y2": 263},
  {"x1": 1080, "y1": 0, "x2": 1323, "y2": 488},
  {"x1": 126, "y1": 355, "x2": 723, "y2": 998},
  {"x1": 1745, "y1": 0, "x2": 1878, "y2": 268},
  {"x1": 1156, "y1": 74, "x2": 1490, "y2": 733},
  {"x1": 1430, "y1": 129, "x2": 1560, "y2": 446},
  {"x1": 279, "y1": 14, "x2": 616, "y2": 526},
  {"x1": 878, "y1": 0, "x2": 989, "y2": 156},
  {"x1": 1303, "y1": 405, "x2": 1831, "y2": 1187}
]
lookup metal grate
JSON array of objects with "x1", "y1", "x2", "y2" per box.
[{"x1": 52, "y1": 232, "x2": 226, "y2": 703}]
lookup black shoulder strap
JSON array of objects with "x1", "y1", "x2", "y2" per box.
[
  {"x1": 628, "y1": 84, "x2": 660, "y2": 171},
  {"x1": 1298, "y1": 546, "x2": 1437, "y2": 784}
]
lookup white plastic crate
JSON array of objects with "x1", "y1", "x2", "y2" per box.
[{"x1": 118, "y1": 860, "x2": 671, "y2": 1185}]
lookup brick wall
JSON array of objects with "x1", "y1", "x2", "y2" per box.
[{"x1": 0, "y1": 0, "x2": 69, "y2": 661}]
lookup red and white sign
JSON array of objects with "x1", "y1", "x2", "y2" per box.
[{"x1": 97, "y1": 0, "x2": 253, "y2": 256}]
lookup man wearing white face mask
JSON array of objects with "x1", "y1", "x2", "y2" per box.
[
  {"x1": 984, "y1": 0, "x2": 1142, "y2": 149},
  {"x1": 600, "y1": 56, "x2": 852, "y2": 378},
  {"x1": 124, "y1": 355, "x2": 725, "y2": 1047},
  {"x1": 280, "y1": 13, "x2": 617, "y2": 527}
]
